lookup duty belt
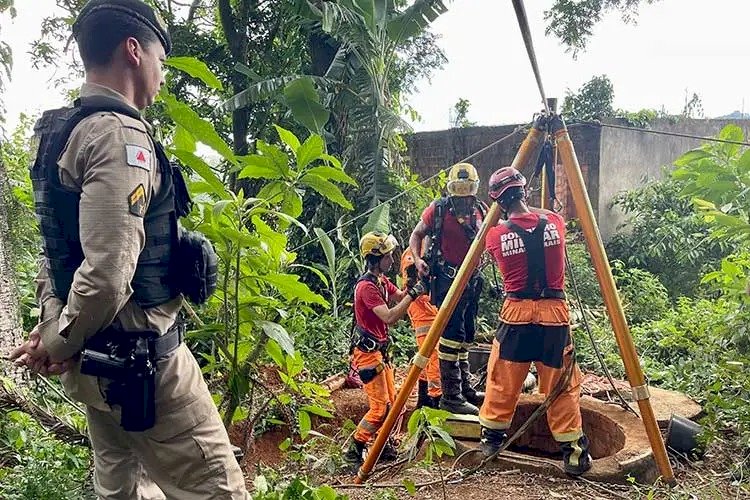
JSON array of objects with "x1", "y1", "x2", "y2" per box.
[
  {"x1": 505, "y1": 289, "x2": 566, "y2": 300},
  {"x1": 85, "y1": 322, "x2": 184, "y2": 359}
]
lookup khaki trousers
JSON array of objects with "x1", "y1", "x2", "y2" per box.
[{"x1": 87, "y1": 394, "x2": 249, "y2": 499}]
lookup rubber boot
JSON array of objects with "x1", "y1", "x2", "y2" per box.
[
  {"x1": 381, "y1": 439, "x2": 398, "y2": 461},
  {"x1": 561, "y1": 434, "x2": 593, "y2": 476},
  {"x1": 416, "y1": 379, "x2": 430, "y2": 409},
  {"x1": 427, "y1": 394, "x2": 442, "y2": 409},
  {"x1": 479, "y1": 427, "x2": 507, "y2": 458},
  {"x1": 459, "y1": 359, "x2": 485, "y2": 406},
  {"x1": 438, "y1": 359, "x2": 479, "y2": 415},
  {"x1": 343, "y1": 438, "x2": 366, "y2": 468}
]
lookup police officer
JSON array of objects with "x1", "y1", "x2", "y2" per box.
[
  {"x1": 409, "y1": 163, "x2": 486, "y2": 415},
  {"x1": 479, "y1": 166, "x2": 591, "y2": 476},
  {"x1": 10, "y1": 1, "x2": 250, "y2": 497}
]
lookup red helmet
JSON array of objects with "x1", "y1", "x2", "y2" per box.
[{"x1": 488, "y1": 167, "x2": 526, "y2": 201}]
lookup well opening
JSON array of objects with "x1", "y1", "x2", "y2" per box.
[{"x1": 506, "y1": 401, "x2": 626, "y2": 460}]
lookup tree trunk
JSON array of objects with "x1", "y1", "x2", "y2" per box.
[{"x1": 0, "y1": 159, "x2": 24, "y2": 383}]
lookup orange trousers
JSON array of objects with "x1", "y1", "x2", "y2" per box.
[
  {"x1": 479, "y1": 338, "x2": 583, "y2": 442},
  {"x1": 352, "y1": 348, "x2": 396, "y2": 443},
  {"x1": 415, "y1": 325, "x2": 442, "y2": 398}
]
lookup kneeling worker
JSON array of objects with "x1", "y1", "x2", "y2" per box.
[
  {"x1": 478, "y1": 167, "x2": 592, "y2": 476},
  {"x1": 345, "y1": 232, "x2": 426, "y2": 467},
  {"x1": 400, "y1": 249, "x2": 442, "y2": 409}
]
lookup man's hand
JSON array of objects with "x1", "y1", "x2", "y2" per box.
[
  {"x1": 415, "y1": 258, "x2": 430, "y2": 277},
  {"x1": 9, "y1": 327, "x2": 74, "y2": 376}
]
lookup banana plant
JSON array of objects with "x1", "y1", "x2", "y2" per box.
[{"x1": 219, "y1": 0, "x2": 449, "y2": 208}]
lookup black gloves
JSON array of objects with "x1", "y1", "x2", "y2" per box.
[{"x1": 407, "y1": 280, "x2": 427, "y2": 300}]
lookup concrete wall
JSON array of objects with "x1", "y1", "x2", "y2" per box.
[
  {"x1": 405, "y1": 124, "x2": 601, "y2": 223},
  {"x1": 597, "y1": 118, "x2": 750, "y2": 241}
]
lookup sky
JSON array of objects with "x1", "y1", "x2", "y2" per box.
[{"x1": 2, "y1": 0, "x2": 750, "y2": 134}]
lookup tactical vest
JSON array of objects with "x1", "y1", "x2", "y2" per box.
[
  {"x1": 502, "y1": 215, "x2": 565, "y2": 300},
  {"x1": 30, "y1": 95, "x2": 189, "y2": 309}
]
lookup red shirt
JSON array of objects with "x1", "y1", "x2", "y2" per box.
[
  {"x1": 486, "y1": 212, "x2": 566, "y2": 293},
  {"x1": 354, "y1": 275, "x2": 399, "y2": 342},
  {"x1": 421, "y1": 200, "x2": 483, "y2": 266}
]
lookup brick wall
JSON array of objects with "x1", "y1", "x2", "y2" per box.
[{"x1": 404, "y1": 123, "x2": 602, "y2": 223}]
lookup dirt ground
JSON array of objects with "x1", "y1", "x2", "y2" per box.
[{"x1": 231, "y1": 375, "x2": 750, "y2": 499}]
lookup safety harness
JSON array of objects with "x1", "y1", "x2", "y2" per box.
[
  {"x1": 350, "y1": 272, "x2": 392, "y2": 358},
  {"x1": 502, "y1": 214, "x2": 565, "y2": 300}
]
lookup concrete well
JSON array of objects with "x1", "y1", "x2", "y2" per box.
[{"x1": 456, "y1": 394, "x2": 658, "y2": 484}]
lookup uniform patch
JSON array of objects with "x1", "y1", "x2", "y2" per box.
[
  {"x1": 128, "y1": 184, "x2": 147, "y2": 217},
  {"x1": 125, "y1": 144, "x2": 151, "y2": 170}
]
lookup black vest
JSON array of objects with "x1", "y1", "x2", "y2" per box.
[{"x1": 30, "y1": 95, "x2": 187, "y2": 309}]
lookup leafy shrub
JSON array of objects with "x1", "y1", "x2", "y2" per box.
[
  {"x1": 631, "y1": 297, "x2": 750, "y2": 446},
  {"x1": 607, "y1": 177, "x2": 728, "y2": 297},
  {"x1": 293, "y1": 312, "x2": 351, "y2": 380},
  {"x1": 0, "y1": 411, "x2": 93, "y2": 500},
  {"x1": 611, "y1": 262, "x2": 670, "y2": 325}
]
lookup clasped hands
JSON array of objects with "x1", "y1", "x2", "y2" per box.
[{"x1": 8, "y1": 326, "x2": 74, "y2": 376}]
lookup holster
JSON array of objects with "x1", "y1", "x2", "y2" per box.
[{"x1": 80, "y1": 323, "x2": 183, "y2": 432}]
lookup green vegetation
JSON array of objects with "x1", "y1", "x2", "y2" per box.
[{"x1": 1, "y1": 1, "x2": 750, "y2": 498}]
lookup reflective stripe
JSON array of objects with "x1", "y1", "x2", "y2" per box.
[
  {"x1": 479, "y1": 416, "x2": 511, "y2": 430},
  {"x1": 358, "y1": 419, "x2": 379, "y2": 432},
  {"x1": 439, "y1": 337, "x2": 464, "y2": 350},
  {"x1": 457, "y1": 351, "x2": 469, "y2": 361},
  {"x1": 569, "y1": 439, "x2": 583, "y2": 467},
  {"x1": 553, "y1": 429, "x2": 583, "y2": 443},
  {"x1": 412, "y1": 353, "x2": 429, "y2": 369},
  {"x1": 438, "y1": 352, "x2": 459, "y2": 361},
  {"x1": 415, "y1": 325, "x2": 431, "y2": 335},
  {"x1": 428, "y1": 381, "x2": 441, "y2": 389}
]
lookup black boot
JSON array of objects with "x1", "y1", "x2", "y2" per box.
[
  {"x1": 416, "y1": 379, "x2": 430, "y2": 409},
  {"x1": 561, "y1": 434, "x2": 593, "y2": 476},
  {"x1": 459, "y1": 359, "x2": 485, "y2": 406},
  {"x1": 427, "y1": 394, "x2": 442, "y2": 409},
  {"x1": 381, "y1": 439, "x2": 398, "y2": 461},
  {"x1": 343, "y1": 438, "x2": 366, "y2": 467},
  {"x1": 438, "y1": 359, "x2": 479, "y2": 415},
  {"x1": 479, "y1": 426, "x2": 507, "y2": 458}
]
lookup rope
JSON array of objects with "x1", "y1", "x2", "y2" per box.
[
  {"x1": 574, "y1": 121, "x2": 750, "y2": 147},
  {"x1": 564, "y1": 251, "x2": 638, "y2": 417},
  {"x1": 511, "y1": 0, "x2": 549, "y2": 114},
  {"x1": 290, "y1": 125, "x2": 529, "y2": 253}
]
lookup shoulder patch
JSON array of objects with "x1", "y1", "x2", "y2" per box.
[
  {"x1": 126, "y1": 144, "x2": 151, "y2": 171},
  {"x1": 128, "y1": 184, "x2": 147, "y2": 217}
]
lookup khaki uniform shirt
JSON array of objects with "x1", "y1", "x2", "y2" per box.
[{"x1": 36, "y1": 83, "x2": 212, "y2": 427}]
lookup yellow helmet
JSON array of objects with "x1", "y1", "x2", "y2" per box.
[
  {"x1": 447, "y1": 162, "x2": 479, "y2": 196},
  {"x1": 360, "y1": 231, "x2": 399, "y2": 258}
]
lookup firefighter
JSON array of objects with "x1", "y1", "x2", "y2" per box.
[
  {"x1": 409, "y1": 163, "x2": 485, "y2": 415},
  {"x1": 400, "y1": 249, "x2": 442, "y2": 409},
  {"x1": 344, "y1": 232, "x2": 427, "y2": 467},
  {"x1": 478, "y1": 166, "x2": 592, "y2": 476}
]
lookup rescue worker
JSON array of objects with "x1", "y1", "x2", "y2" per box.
[
  {"x1": 409, "y1": 163, "x2": 485, "y2": 415},
  {"x1": 400, "y1": 249, "x2": 442, "y2": 409},
  {"x1": 9, "y1": 1, "x2": 250, "y2": 497},
  {"x1": 478, "y1": 166, "x2": 592, "y2": 476},
  {"x1": 344, "y1": 232, "x2": 427, "y2": 467}
]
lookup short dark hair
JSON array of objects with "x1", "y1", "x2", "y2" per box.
[
  {"x1": 76, "y1": 10, "x2": 159, "y2": 69},
  {"x1": 365, "y1": 254, "x2": 382, "y2": 270}
]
